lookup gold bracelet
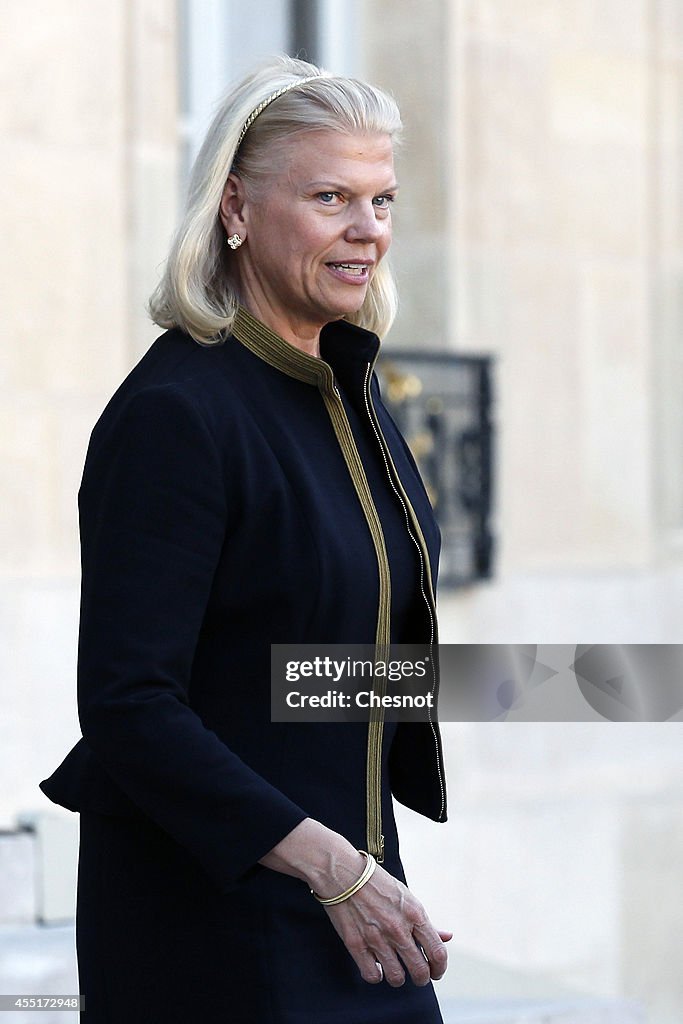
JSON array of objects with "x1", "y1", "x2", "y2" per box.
[{"x1": 310, "y1": 850, "x2": 377, "y2": 906}]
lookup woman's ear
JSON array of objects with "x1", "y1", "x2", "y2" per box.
[{"x1": 219, "y1": 173, "x2": 248, "y2": 238}]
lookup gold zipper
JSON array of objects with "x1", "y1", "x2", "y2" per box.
[
  {"x1": 362, "y1": 360, "x2": 447, "y2": 822},
  {"x1": 322, "y1": 379, "x2": 390, "y2": 863},
  {"x1": 230, "y1": 307, "x2": 391, "y2": 860}
]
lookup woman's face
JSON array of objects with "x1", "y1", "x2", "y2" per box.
[{"x1": 221, "y1": 130, "x2": 397, "y2": 341}]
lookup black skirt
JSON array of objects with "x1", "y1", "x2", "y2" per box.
[{"x1": 76, "y1": 804, "x2": 445, "y2": 1023}]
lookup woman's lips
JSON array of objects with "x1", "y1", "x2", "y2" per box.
[{"x1": 325, "y1": 261, "x2": 372, "y2": 285}]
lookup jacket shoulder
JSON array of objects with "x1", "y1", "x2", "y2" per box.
[{"x1": 86, "y1": 329, "x2": 248, "y2": 458}]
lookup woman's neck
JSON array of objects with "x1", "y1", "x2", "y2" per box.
[{"x1": 238, "y1": 296, "x2": 323, "y2": 358}]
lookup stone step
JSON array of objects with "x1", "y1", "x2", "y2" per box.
[
  {"x1": 0, "y1": 831, "x2": 35, "y2": 926},
  {"x1": 439, "y1": 996, "x2": 645, "y2": 1023},
  {"x1": 2, "y1": 814, "x2": 79, "y2": 925},
  {"x1": 0, "y1": 925, "x2": 78, "y2": 1024}
]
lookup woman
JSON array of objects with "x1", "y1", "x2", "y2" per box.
[{"x1": 39, "y1": 55, "x2": 451, "y2": 1023}]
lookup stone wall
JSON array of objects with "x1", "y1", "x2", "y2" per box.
[
  {"x1": 366, "y1": 0, "x2": 683, "y2": 572},
  {"x1": 0, "y1": 0, "x2": 179, "y2": 825}
]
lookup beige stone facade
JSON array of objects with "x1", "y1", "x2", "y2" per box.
[
  {"x1": 1, "y1": 0, "x2": 180, "y2": 827},
  {"x1": 366, "y1": 0, "x2": 683, "y2": 577},
  {"x1": 2, "y1": 2, "x2": 682, "y2": 1022}
]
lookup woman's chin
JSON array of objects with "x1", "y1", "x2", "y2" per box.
[{"x1": 326, "y1": 290, "x2": 368, "y2": 319}]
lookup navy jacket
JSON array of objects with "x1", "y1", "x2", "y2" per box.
[{"x1": 39, "y1": 311, "x2": 447, "y2": 894}]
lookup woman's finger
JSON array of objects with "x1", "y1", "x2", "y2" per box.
[
  {"x1": 343, "y1": 943, "x2": 388, "y2": 985},
  {"x1": 393, "y1": 937, "x2": 432, "y2": 987},
  {"x1": 412, "y1": 922, "x2": 449, "y2": 980},
  {"x1": 370, "y1": 944, "x2": 407, "y2": 988}
]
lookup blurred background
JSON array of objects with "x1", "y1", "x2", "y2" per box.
[{"x1": 1, "y1": 1, "x2": 682, "y2": 1022}]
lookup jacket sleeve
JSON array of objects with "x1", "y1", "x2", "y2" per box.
[{"x1": 76, "y1": 383, "x2": 309, "y2": 893}]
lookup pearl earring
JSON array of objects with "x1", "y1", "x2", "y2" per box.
[{"x1": 227, "y1": 234, "x2": 243, "y2": 250}]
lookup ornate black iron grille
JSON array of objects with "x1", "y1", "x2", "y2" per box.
[{"x1": 376, "y1": 350, "x2": 495, "y2": 588}]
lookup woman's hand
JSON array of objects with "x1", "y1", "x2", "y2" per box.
[
  {"x1": 259, "y1": 818, "x2": 452, "y2": 987},
  {"x1": 320, "y1": 858, "x2": 451, "y2": 987}
]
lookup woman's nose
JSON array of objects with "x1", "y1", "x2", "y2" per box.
[{"x1": 345, "y1": 203, "x2": 386, "y2": 243}]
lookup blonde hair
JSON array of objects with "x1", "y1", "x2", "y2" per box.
[{"x1": 148, "y1": 55, "x2": 402, "y2": 345}]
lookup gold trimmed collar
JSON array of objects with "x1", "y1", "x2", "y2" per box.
[
  {"x1": 232, "y1": 306, "x2": 334, "y2": 390},
  {"x1": 231, "y1": 306, "x2": 381, "y2": 392}
]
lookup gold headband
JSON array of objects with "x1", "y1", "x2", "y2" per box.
[{"x1": 235, "y1": 76, "x2": 321, "y2": 151}]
